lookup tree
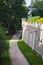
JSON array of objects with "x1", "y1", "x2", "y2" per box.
[
  {"x1": 0, "y1": 0, "x2": 27, "y2": 34},
  {"x1": 31, "y1": 0, "x2": 43, "y2": 17},
  {"x1": 0, "y1": 24, "x2": 8, "y2": 62}
]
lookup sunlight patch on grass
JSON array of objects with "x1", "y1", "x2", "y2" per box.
[{"x1": 10, "y1": 39, "x2": 22, "y2": 42}]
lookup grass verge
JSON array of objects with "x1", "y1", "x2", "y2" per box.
[
  {"x1": 18, "y1": 38, "x2": 43, "y2": 65},
  {"x1": 1, "y1": 35, "x2": 12, "y2": 65}
]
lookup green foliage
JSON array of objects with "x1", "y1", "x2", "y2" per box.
[
  {"x1": 1, "y1": 51, "x2": 11, "y2": 65},
  {"x1": 31, "y1": 0, "x2": 43, "y2": 17},
  {"x1": 0, "y1": 34, "x2": 12, "y2": 65},
  {"x1": 27, "y1": 16, "x2": 40, "y2": 22},
  {"x1": 18, "y1": 38, "x2": 43, "y2": 65},
  {"x1": 0, "y1": 24, "x2": 5, "y2": 53},
  {"x1": 0, "y1": 0, "x2": 28, "y2": 34},
  {"x1": 0, "y1": 24, "x2": 12, "y2": 64},
  {"x1": 0, "y1": 24, "x2": 8, "y2": 58}
]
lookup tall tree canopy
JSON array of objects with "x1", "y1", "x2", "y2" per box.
[
  {"x1": 0, "y1": 0, "x2": 28, "y2": 61},
  {"x1": 31, "y1": 0, "x2": 43, "y2": 17},
  {"x1": 0, "y1": 0, "x2": 28, "y2": 34}
]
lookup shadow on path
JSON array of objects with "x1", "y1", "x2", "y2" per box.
[{"x1": 9, "y1": 31, "x2": 29, "y2": 65}]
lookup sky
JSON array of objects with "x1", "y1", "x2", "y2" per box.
[{"x1": 25, "y1": 0, "x2": 31, "y2": 6}]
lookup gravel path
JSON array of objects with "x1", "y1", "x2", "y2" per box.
[{"x1": 9, "y1": 32, "x2": 29, "y2": 65}]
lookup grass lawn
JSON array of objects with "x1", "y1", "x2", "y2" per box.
[
  {"x1": 18, "y1": 38, "x2": 43, "y2": 65},
  {"x1": 1, "y1": 35, "x2": 12, "y2": 65}
]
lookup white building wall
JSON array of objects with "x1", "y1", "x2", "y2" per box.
[{"x1": 22, "y1": 18, "x2": 43, "y2": 59}]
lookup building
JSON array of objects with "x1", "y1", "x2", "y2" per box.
[{"x1": 22, "y1": 18, "x2": 43, "y2": 59}]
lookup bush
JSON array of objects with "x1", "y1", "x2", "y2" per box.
[
  {"x1": 0, "y1": 24, "x2": 8, "y2": 62},
  {"x1": 27, "y1": 16, "x2": 40, "y2": 22},
  {"x1": 36, "y1": 18, "x2": 43, "y2": 22}
]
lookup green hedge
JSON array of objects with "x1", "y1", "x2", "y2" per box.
[{"x1": 27, "y1": 16, "x2": 40, "y2": 22}]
